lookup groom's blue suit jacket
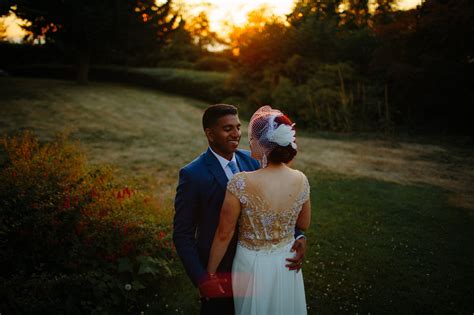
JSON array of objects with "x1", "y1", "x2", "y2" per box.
[{"x1": 173, "y1": 148, "x2": 260, "y2": 287}]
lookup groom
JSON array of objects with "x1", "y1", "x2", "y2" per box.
[{"x1": 173, "y1": 104, "x2": 307, "y2": 314}]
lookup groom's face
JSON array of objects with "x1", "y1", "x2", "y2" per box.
[{"x1": 206, "y1": 114, "x2": 241, "y2": 160}]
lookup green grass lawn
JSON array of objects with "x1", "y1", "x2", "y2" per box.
[
  {"x1": 305, "y1": 172, "x2": 472, "y2": 314},
  {"x1": 1, "y1": 77, "x2": 472, "y2": 314}
]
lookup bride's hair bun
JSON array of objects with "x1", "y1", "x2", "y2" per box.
[{"x1": 268, "y1": 115, "x2": 297, "y2": 164}]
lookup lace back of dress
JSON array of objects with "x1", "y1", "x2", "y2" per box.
[
  {"x1": 227, "y1": 172, "x2": 310, "y2": 251},
  {"x1": 244, "y1": 173, "x2": 307, "y2": 214}
]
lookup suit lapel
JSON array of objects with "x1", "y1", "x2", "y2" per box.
[
  {"x1": 236, "y1": 151, "x2": 254, "y2": 172},
  {"x1": 204, "y1": 148, "x2": 228, "y2": 189},
  {"x1": 235, "y1": 152, "x2": 246, "y2": 172}
]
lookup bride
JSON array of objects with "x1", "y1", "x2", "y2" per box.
[{"x1": 207, "y1": 106, "x2": 311, "y2": 314}]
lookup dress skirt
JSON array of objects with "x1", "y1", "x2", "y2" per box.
[{"x1": 232, "y1": 239, "x2": 307, "y2": 315}]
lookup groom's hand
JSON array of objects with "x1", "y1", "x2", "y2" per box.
[
  {"x1": 286, "y1": 237, "x2": 307, "y2": 272},
  {"x1": 198, "y1": 275, "x2": 227, "y2": 299}
]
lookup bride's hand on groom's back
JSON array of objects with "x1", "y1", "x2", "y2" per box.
[{"x1": 286, "y1": 237, "x2": 307, "y2": 273}]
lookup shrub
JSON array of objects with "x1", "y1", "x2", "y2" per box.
[
  {"x1": 271, "y1": 62, "x2": 384, "y2": 132},
  {"x1": 194, "y1": 56, "x2": 233, "y2": 72},
  {"x1": 0, "y1": 132, "x2": 174, "y2": 314}
]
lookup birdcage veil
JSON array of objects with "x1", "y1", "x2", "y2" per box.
[{"x1": 248, "y1": 106, "x2": 297, "y2": 168}]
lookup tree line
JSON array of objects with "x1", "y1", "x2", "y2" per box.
[
  {"x1": 225, "y1": 0, "x2": 473, "y2": 134},
  {"x1": 1, "y1": 0, "x2": 472, "y2": 135}
]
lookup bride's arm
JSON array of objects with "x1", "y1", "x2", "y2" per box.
[
  {"x1": 296, "y1": 199, "x2": 311, "y2": 231},
  {"x1": 207, "y1": 190, "x2": 242, "y2": 274}
]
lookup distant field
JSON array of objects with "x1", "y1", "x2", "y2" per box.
[{"x1": 1, "y1": 77, "x2": 472, "y2": 314}]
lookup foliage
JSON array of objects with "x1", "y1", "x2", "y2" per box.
[
  {"x1": 157, "y1": 19, "x2": 201, "y2": 64},
  {"x1": 1, "y1": 0, "x2": 178, "y2": 83},
  {"x1": 185, "y1": 11, "x2": 223, "y2": 50},
  {"x1": 130, "y1": 67, "x2": 231, "y2": 102},
  {"x1": 225, "y1": 0, "x2": 472, "y2": 135},
  {"x1": 229, "y1": 8, "x2": 289, "y2": 72},
  {"x1": 2, "y1": 0, "x2": 472, "y2": 135},
  {"x1": 194, "y1": 56, "x2": 233, "y2": 72},
  {"x1": 0, "y1": 19, "x2": 7, "y2": 41},
  {"x1": 0, "y1": 132, "x2": 175, "y2": 313},
  {"x1": 370, "y1": 0, "x2": 474, "y2": 133},
  {"x1": 222, "y1": 1, "x2": 388, "y2": 132},
  {"x1": 0, "y1": 41, "x2": 68, "y2": 68}
]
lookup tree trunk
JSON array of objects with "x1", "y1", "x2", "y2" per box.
[{"x1": 76, "y1": 49, "x2": 90, "y2": 85}]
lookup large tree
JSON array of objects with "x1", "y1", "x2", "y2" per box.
[
  {"x1": 370, "y1": 0, "x2": 474, "y2": 132},
  {"x1": 186, "y1": 11, "x2": 222, "y2": 50},
  {"x1": 229, "y1": 7, "x2": 289, "y2": 72},
  {"x1": 1, "y1": 0, "x2": 177, "y2": 83}
]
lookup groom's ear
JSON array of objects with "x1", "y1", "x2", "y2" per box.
[{"x1": 205, "y1": 128, "x2": 214, "y2": 142}]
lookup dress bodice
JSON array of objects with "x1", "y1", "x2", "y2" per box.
[{"x1": 227, "y1": 171, "x2": 310, "y2": 251}]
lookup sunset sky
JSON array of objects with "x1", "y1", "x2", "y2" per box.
[
  {"x1": 178, "y1": 0, "x2": 421, "y2": 34},
  {"x1": 3, "y1": 0, "x2": 422, "y2": 42}
]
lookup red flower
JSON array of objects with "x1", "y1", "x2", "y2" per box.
[
  {"x1": 158, "y1": 231, "x2": 166, "y2": 240},
  {"x1": 63, "y1": 196, "x2": 71, "y2": 209}
]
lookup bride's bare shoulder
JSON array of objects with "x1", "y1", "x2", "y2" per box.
[
  {"x1": 286, "y1": 165, "x2": 305, "y2": 175},
  {"x1": 241, "y1": 169, "x2": 261, "y2": 179}
]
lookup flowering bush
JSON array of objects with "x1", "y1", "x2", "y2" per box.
[{"x1": 0, "y1": 132, "x2": 175, "y2": 313}]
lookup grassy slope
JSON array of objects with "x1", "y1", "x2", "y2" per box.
[
  {"x1": 7, "y1": 65, "x2": 231, "y2": 104},
  {"x1": 0, "y1": 77, "x2": 472, "y2": 314}
]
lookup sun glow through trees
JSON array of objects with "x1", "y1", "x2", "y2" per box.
[
  {"x1": 175, "y1": 0, "x2": 422, "y2": 37},
  {"x1": 2, "y1": 0, "x2": 422, "y2": 42}
]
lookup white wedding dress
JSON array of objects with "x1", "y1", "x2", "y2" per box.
[{"x1": 227, "y1": 171, "x2": 310, "y2": 315}]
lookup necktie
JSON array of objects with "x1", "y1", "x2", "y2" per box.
[{"x1": 227, "y1": 160, "x2": 239, "y2": 174}]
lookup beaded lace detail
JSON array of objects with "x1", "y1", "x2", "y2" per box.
[{"x1": 227, "y1": 172, "x2": 310, "y2": 251}]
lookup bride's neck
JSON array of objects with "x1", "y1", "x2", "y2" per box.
[{"x1": 265, "y1": 162, "x2": 285, "y2": 169}]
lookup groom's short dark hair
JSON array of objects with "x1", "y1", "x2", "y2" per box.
[{"x1": 202, "y1": 104, "x2": 238, "y2": 130}]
